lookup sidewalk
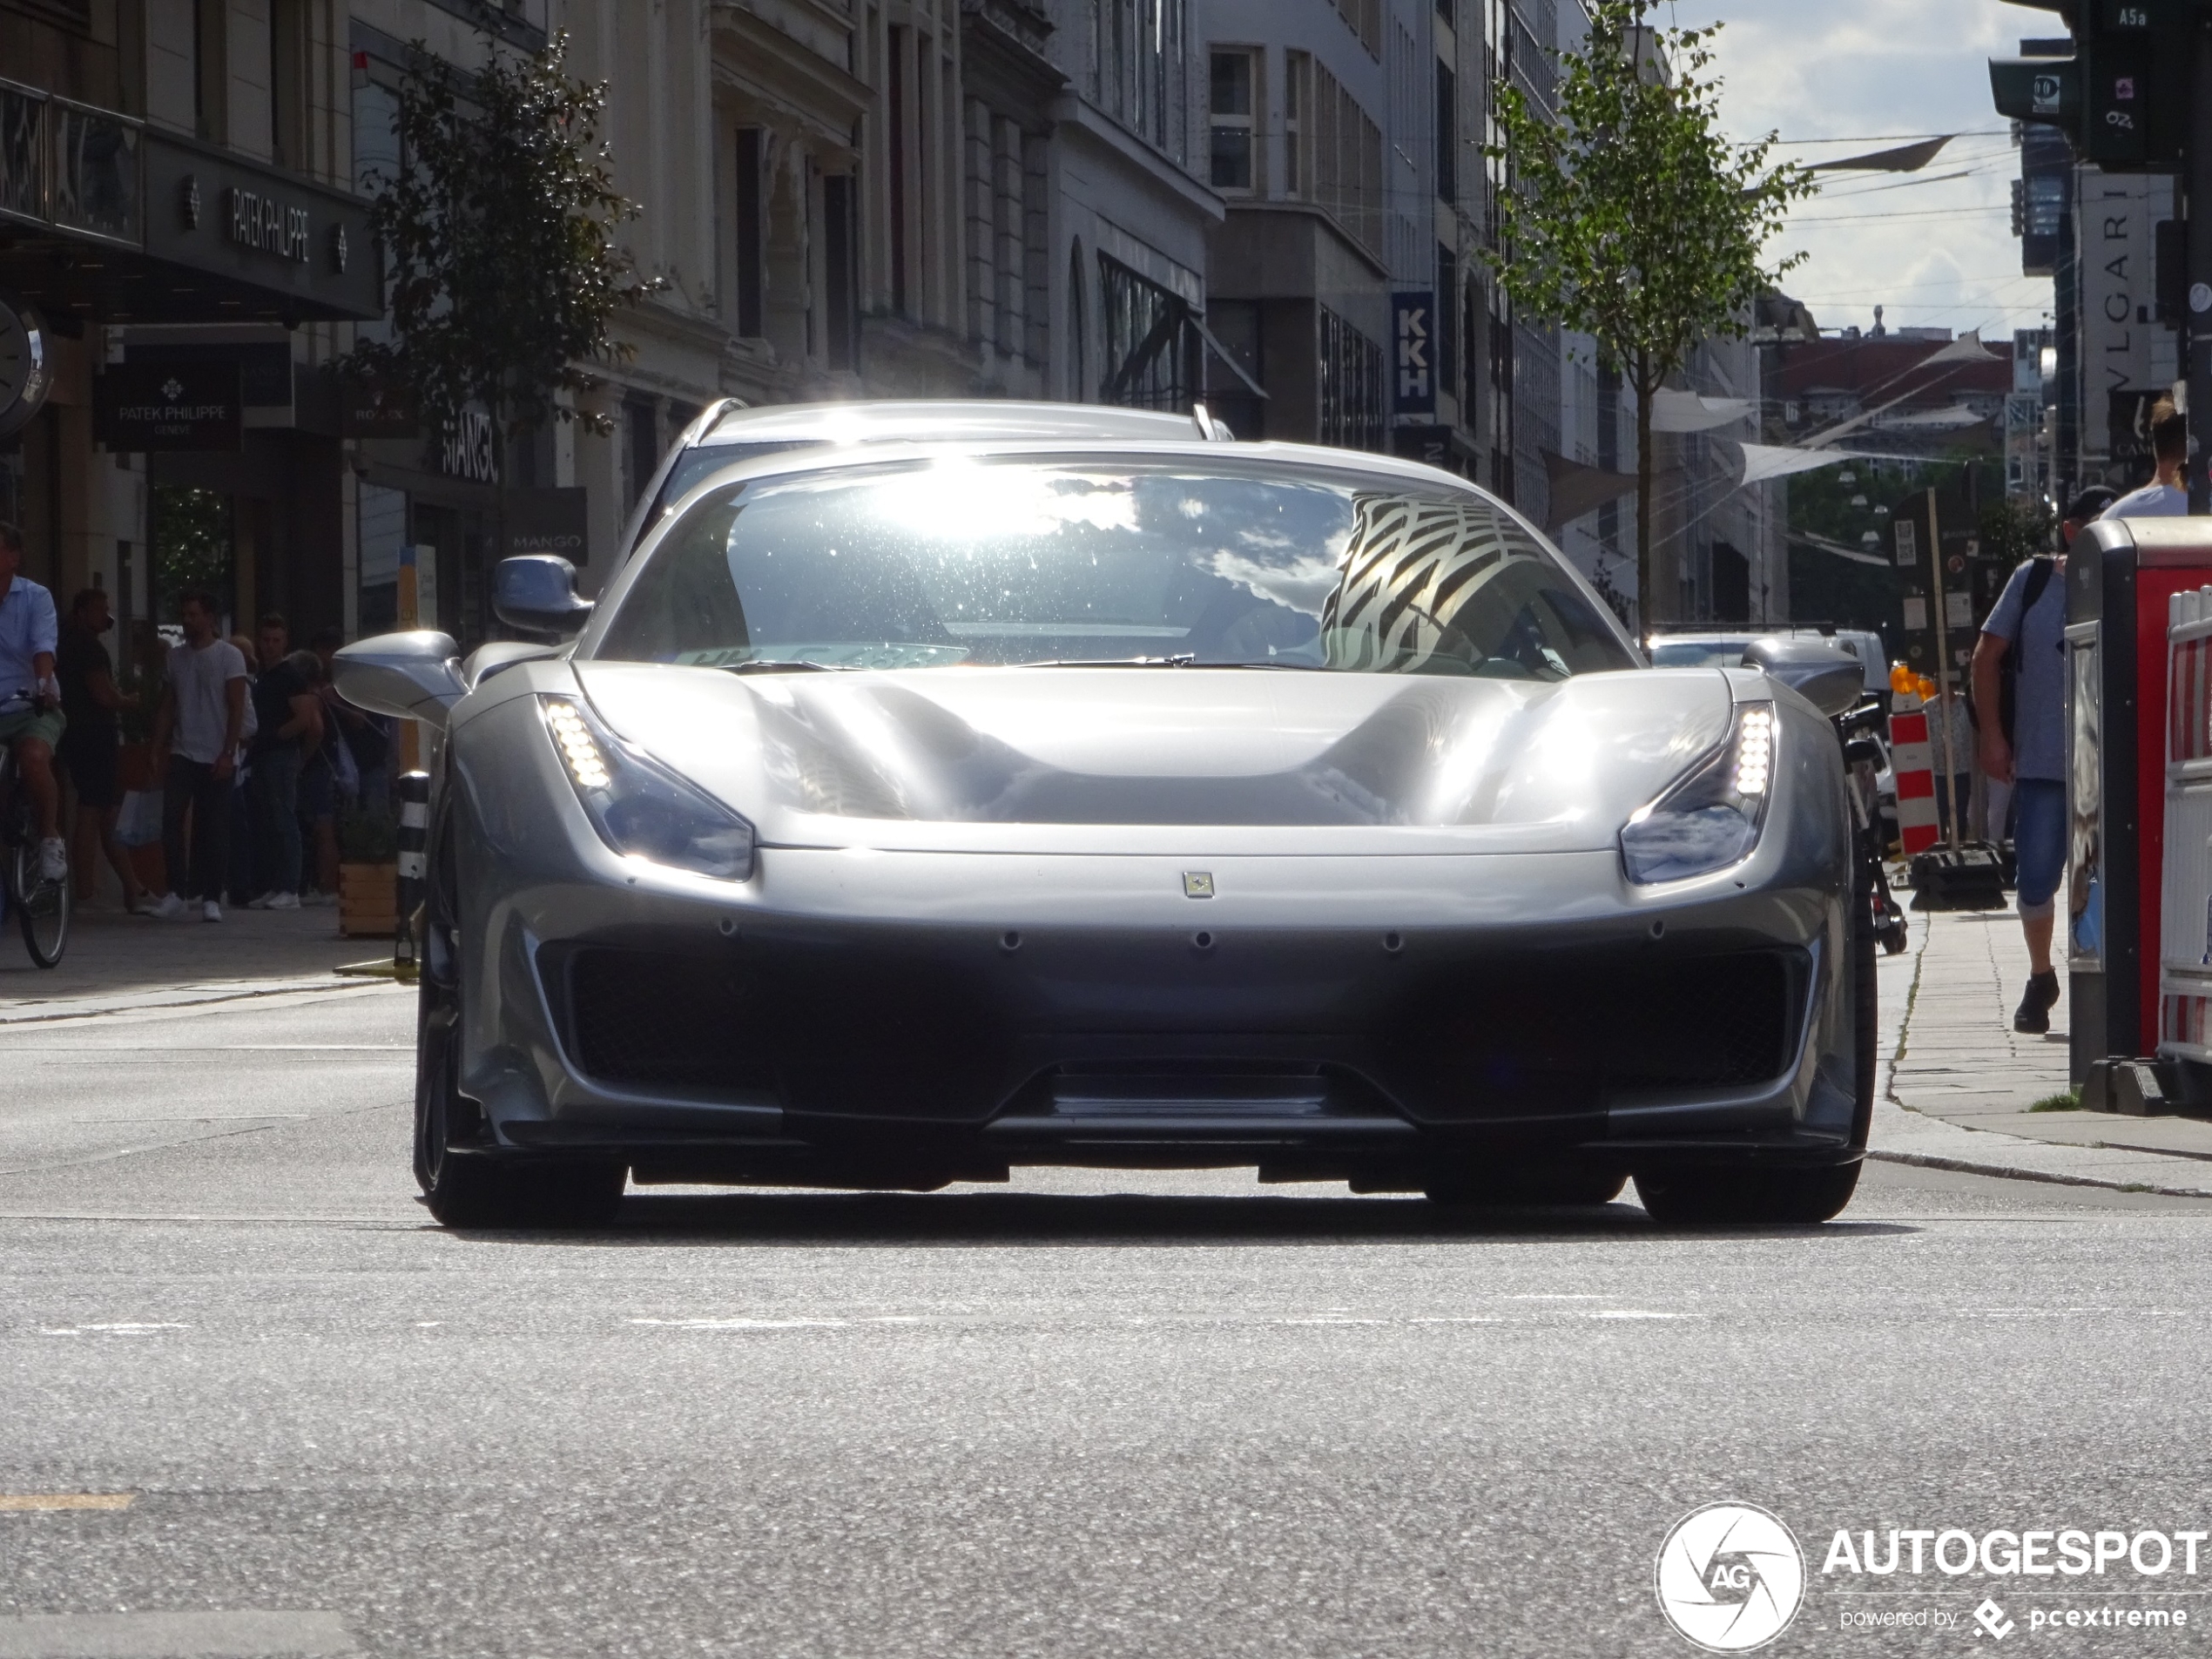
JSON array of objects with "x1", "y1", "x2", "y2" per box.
[
  {"x1": 1877, "y1": 900, "x2": 2212, "y2": 1197},
  {"x1": 0, "y1": 902, "x2": 387, "y2": 1013}
]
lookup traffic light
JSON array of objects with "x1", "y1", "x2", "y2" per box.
[{"x1": 1990, "y1": 0, "x2": 2196, "y2": 172}]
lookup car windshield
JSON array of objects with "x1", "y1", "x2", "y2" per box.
[
  {"x1": 591, "y1": 455, "x2": 1636, "y2": 678},
  {"x1": 1648, "y1": 639, "x2": 1755, "y2": 669}
]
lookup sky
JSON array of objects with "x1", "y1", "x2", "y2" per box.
[{"x1": 1696, "y1": 0, "x2": 2066, "y2": 341}]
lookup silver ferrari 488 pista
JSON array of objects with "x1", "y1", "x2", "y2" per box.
[{"x1": 336, "y1": 421, "x2": 1875, "y2": 1229}]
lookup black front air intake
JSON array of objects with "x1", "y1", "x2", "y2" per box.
[{"x1": 1374, "y1": 950, "x2": 1799, "y2": 1121}]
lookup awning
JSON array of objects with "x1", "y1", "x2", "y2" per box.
[
  {"x1": 1541, "y1": 449, "x2": 1640, "y2": 531},
  {"x1": 1649, "y1": 390, "x2": 1755, "y2": 433}
]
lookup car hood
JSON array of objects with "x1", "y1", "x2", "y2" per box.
[{"x1": 571, "y1": 663, "x2": 1734, "y2": 856}]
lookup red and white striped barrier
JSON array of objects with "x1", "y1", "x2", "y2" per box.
[{"x1": 1889, "y1": 688, "x2": 1939, "y2": 855}]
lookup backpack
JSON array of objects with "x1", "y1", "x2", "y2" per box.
[{"x1": 1999, "y1": 557, "x2": 2057, "y2": 748}]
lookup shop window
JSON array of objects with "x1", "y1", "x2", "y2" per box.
[
  {"x1": 1210, "y1": 50, "x2": 1257, "y2": 193},
  {"x1": 734, "y1": 127, "x2": 765, "y2": 339},
  {"x1": 1436, "y1": 246, "x2": 1458, "y2": 406},
  {"x1": 823, "y1": 173, "x2": 857, "y2": 371},
  {"x1": 1318, "y1": 307, "x2": 1384, "y2": 452},
  {"x1": 1284, "y1": 52, "x2": 1308, "y2": 197},
  {"x1": 1098, "y1": 255, "x2": 1191, "y2": 412},
  {"x1": 1204, "y1": 298, "x2": 1263, "y2": 441},
  {"x1": 357, "y1": 482, "x2": 406, "y2": 638},
  {"x1": 1434, "y1": 62, "x2": 1456, "y2": 205}
]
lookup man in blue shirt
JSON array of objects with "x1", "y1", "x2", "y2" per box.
[
  {"x1": 1972, "y1": 487, "x2": 2114, "y2": 1034},
  {"x1": 0, "y1": 520, "x2": 65, "y2": 883}
]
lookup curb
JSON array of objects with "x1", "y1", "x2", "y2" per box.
[{"x1": 1865, "y1": 1146, "x2": 2212, "y2": 1202}]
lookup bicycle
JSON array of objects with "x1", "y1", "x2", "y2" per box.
[{"x1": 0, "y1": 696, "x2": 71, "y2": 969}]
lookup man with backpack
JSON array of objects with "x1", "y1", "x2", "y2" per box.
[{"x1": 1972, "y1": 486, "x2": 2115, "y2": 1034}]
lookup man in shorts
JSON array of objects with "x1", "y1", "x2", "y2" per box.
[
  {"x1": 0, "y1": 519, "x2": 65, "y2": 884},
  {"x1": 1973, "y1": 487, "x2": 2112, "y2": 1033},
  {"x1": 56, "y1": 586, "x2": 145, "y2": 909}
]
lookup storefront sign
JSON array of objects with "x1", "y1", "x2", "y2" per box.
[
  {"x1": 441, "y1": 408, "x2": 498, "y2": 484},
  {"x1": 503, "y1": 487, "x2": 590, "y2": 566},
  {"x1": 95, "y1": 360, "x2": 241, "y2": 452},
  {"x1": 140, "y1": 132, "x2": 381, "y2": 321},
  {"x1": 227, "y1": 187, "x2": 310, "y2": 263},
  {"x1": 340, "y1": 375, "x2": 419, "y2": 440},
  {"x1": 1393, "y1": 292, "x2": 1435, "y2": 415}
]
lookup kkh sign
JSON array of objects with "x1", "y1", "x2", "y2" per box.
[{"x1": 227, "y1": 186, "x2": 311, "y2": 264}]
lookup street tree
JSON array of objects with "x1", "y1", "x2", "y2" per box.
[
  {"x1": 1482, "y1": 2, "x2": 1815, "y2": 626},
  {"x1": 346, "y1": 30, "x2": 658, "y2": 443}
]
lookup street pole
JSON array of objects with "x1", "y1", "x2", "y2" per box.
[
  {"x1": 1926, "y1": 489, "x2": 1963, "y2": 853},
  {"x1": 2191, "y1": 15, "x2": 2212, "y2": 513}
]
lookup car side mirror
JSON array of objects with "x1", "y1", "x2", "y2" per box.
[
  {"x1": 334, "y1": 631, "x2": 467, "y2": 731},
  {"x1": 494, "y1": 555, "x2": 595, "y2": 638},
  {"x1": 1741, "y1": 637, "x2": 1865, "y2": 720}
]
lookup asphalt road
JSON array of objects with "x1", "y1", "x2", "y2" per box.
[{"x1": 5, "y1": 981, "x2": 2212, "y2": 1657}]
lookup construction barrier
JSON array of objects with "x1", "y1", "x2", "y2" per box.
[
  {"x1": 395, "y1": 770, "x2": 429, "y2": 972},
  {"x1": 1888, "y1": 685, "x2": 1940, "y2": 855}
]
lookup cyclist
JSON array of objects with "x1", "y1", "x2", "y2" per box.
[{"x1": 0, "y1": 519, "x2": 65, "y2": 885}]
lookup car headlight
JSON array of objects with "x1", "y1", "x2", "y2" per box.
[
  {"x1": 540, "y1": 696, "x2": 757, "y2": 881},
  {"x1": 1619, "y1": 702, "x2": 1777, "y2": 885}
]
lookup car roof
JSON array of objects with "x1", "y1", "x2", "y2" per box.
[{"x1": 694, "y1": 401, "x2": 1204, "y2": 449}]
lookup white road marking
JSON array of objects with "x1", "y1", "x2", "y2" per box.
[
  {"x1": 629, "y1": 1318, "x2": 850, "y2": 1330},
  {"x1": 0, "y1": 1609, "x2": 357, "y2": 1656}
]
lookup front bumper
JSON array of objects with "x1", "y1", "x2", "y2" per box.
[{"x1": 455, "y1": 844, "x2": 1861, "y2": 1188}]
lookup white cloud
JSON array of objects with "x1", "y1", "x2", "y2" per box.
[{"x1": 1698, "y1": 1, "x2": 2061, "y2": 341}]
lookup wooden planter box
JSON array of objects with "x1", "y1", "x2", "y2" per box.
[{"x1": 339, "y1": 861, "x2": 399, "y2": 938}]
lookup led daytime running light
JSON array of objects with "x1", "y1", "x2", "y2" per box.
[
  {"x1": 1734, "y1": 707, "x2": 1774, "y2": 797},
  {"x1": 545, "y1": 700, "x2": 611, "y2": 791}
]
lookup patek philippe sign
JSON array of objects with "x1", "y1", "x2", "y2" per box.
[
  {"x1": 95, "y1": 361, "x2": 242, "y2": 452},
  {"x1": 140, "y1": 133, "x2": 381, "y2": 321},
  {"x1": 226, "y1": 186, "x2": 311, "y2": 264},
  {"x1": 1393, "y1": 291, "x2": 1436, "y2": 415}
]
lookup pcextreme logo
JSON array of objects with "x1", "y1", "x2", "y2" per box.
[{"x1": 1656, "y1": 1502, "x2": 1807, "y2": 1653}]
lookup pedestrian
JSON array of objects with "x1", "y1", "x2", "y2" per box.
[
  {"x1": 2104, "y1": 401, "x2": 2188, "y2": 519},
  {"x1": 300, "y1": 628, "x2": 365, "y2": 906},
  {"x1": 0, "y1": 519, "x2": 65, "y2": 886},
  {"x1": 146, "y1": 593, "x2": 247, "y2": 922},
  {"x1": 1972, "y1": 486, "x2": 2115, "y2": 1034},
  {"x1": 1925, "y1": 678, "x2": 1975, "y2": 840},
  {"x1": 55, "y1": 587, "x2": 146, "y2": 910},
  {"x1": 245, "y1": 614, "x2": 323, "y2": 911}
]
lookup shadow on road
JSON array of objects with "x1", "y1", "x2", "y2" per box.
[{"x1": 442, "y1": 1190, "x2": 1919, "y2": 1247}]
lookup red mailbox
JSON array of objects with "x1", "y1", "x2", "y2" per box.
[{"x1": 2067, "y1": 519, "x2": 2212, "y2": 1078}]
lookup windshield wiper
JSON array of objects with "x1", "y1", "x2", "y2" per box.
[
  {"x1": 1022, "y1": 655, "x2": 1198, "y2": 668},
  {"x1": 714, "y1": 659, "x2": 845, "y2": 674}
]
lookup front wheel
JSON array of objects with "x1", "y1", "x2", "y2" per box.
[
  {"x1": 13, "y1": 839, "x2": 69, "y2": 968},
  {"x1": 1633, "y1": 1162, "x2": 1861, "y2": 1226}
]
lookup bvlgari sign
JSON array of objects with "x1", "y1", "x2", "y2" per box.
[{"x1": 227, "y1": 186, "x2": 311, "y2": 264}]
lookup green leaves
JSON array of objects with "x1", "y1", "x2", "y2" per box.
[
  {"x1": 1484, "y1": 3, "x2": 1811, "y2": 382},
  {"x1": 1479, "y1": 1, "x2": 1815, "y2": 622},
  {"x1": 344, "y1": 29, "x2": 660, "y2": 442}
]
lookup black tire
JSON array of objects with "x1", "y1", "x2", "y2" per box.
[
  {"x1": 1426, "y1": 1167, "x2": 1629, "y2": 1207},
  {"x1": 12, "y1": 838, "x2": 68, "y2": 969},
  {"x1": 411, "y1": 792, "x2": 624, "y2": 1230},
  {"x1": 1851, "y1": 837, "x2": 1879, "y2": 1149},
  {"x1": 1633, "y1": 1161, "x2": 1861, "y2": 1226}
]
